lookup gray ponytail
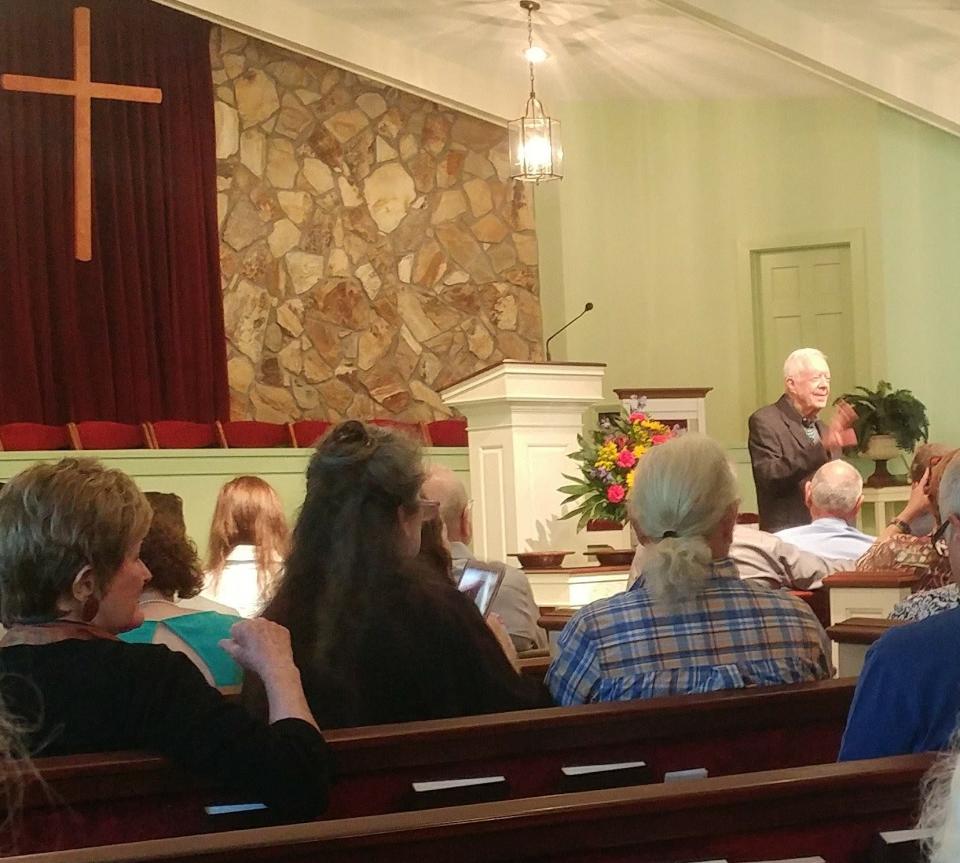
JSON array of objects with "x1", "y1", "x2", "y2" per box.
[{"x1": 628, "y1": 434, "x2": 738, "y2": 606}]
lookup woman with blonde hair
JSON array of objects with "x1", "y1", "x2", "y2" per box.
[
  {"x1": 547, "y1": 434, "x2": 832, "y2": 705},
  {"x1": 203, "y1": 476, "x2": 289, "y2": 618}
]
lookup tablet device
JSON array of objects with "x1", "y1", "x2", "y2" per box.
[{"x1": 457, "y1": 560, "x2": 505, "y2": 616}]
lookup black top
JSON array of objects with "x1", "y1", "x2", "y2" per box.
[
  {"x1": 747, "y1": 394, "x2": 833, "y2": 532},
  {"x1": 0, "y1": 639, "x2": 329, "y2": 816},
  {"x1": 246, "y1": 569, "x2": 552, "y2": 729}
]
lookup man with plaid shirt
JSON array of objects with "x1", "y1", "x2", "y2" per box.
[
  {"x1": 546, "y1": 558, "x2": 832, "y2": 705},
  {"x1": 547, "y1": 433, "x2": 832, "y2": 706}
]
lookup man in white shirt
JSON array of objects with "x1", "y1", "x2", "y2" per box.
[
  {"x1": 422, "y1": 465, "x2": 548, "y2": 653},
  {"x1": 775, "y1": 460, "x2": 875, "y2": 560}
]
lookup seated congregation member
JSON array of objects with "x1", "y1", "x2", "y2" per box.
[
  {"x1": 547, "y1": 435, "x2": 832, "y2": 706},
  {"x1": 421, "y1": 465, "x2": 547, "y2": 653},
  {"x1": 727, "y1": 523, "x2": 853, "y2": 591},
  {"x1": 120, "y1": 492, "x2": 242, "y2": 688},
  {"x1": 775, "y1": 460, "x2": 875, "y2": 559},
  {"x1": 202, "y1": 476, "x2": 289, "y2": 618},
  {"x1": 839, "y1": 456, "x2": 960, "y2": 761},
  {"x1": 0, "y1": 460, "x2": 329, "y2": 816},
  {"x1": 628, "y1": 524, "x2": 850, "y2": 591},
  {"x1": 418, "y1": 514, "x2": 521, "y2": 668},
  {"x1": 919, "y1": 739, "x2": 960, "y2": 862},
  {"x1": 245, "y1": 421, "x2": 550, "y2": 729},
  {"x1": 859, "y1": 445, "x2": 958, "y2": 593}
]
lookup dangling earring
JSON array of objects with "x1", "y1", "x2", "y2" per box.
[{"x1": 81, "y1": 596, "x2": 100, "y2": 622}]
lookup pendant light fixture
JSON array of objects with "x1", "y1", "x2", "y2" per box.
[{"x1": 508, "y1": 0, "x2": 563, "y2": 182}]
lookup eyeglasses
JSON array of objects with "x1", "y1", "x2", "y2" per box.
[{"x1": 932, "y1": 519, "x2": 952, "y2": 558}]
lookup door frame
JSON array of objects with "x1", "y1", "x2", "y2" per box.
[{"x1": 736, "y1": 228, "x2": 872, "y2": 425}]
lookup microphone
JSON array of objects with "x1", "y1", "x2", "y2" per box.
[{"x1": 545, "y1": 303, "x2": 594, "y2": 361}]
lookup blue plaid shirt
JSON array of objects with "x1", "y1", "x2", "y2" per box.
[{"x1": 546, "y1": 559, "x2": 832, "y2": 706}]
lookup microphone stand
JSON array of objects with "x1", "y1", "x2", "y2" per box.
[{"x1": 545, "y1": 303, "x2": 594, "y2": 361}]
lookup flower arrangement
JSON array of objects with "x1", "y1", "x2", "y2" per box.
[{"x1": 559, "y1": 408, "x2": 675, "y2": 530}]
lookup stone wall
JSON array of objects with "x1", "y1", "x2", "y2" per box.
[{"x1": 211, "y1": 28, "x2": 543, "y2": 423}]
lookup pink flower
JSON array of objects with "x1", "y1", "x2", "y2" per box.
[
  {"x1": 616, "y1": 448, "x2": 637, "y2": 469},
  {"x1": 606, "y1": 484, "x2": 626, "y2": 503},
  {"x1": 652, "y1": 433, "x2": 671, "y2": 445},
  {"x1": 629, "y1": 411, "x2": 647, "y2": 423}
]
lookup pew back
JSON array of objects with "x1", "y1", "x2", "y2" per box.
[
  {"x1": 4, "y1": 755, "x2": 933, "y2": 863},
  {"x1": 1, "y1": 679, "x2": 856, "y2": 853}
]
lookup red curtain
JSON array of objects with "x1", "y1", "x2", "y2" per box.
[{"x1": 0, "y1": 0, "x2": 228, "y2": 423}]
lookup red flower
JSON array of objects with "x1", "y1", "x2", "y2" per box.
[
  {"x1": 629, "y1": 411, "x2": 647, "y2": 423},
  {"x1": 606, "y1": 484, "x2": 626, "y2": 503},
  {"x1": 652, "y1": 434, "x2": 671, "y2": 445},
  {"x1": 616, "y1": 449, "x2": 637, "y2": 469}
]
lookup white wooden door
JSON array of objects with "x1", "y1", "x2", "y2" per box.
[{"x1": 754, "y1": 244, "x2": 855, "y2": 406}]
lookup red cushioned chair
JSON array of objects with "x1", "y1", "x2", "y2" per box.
[
  {"x1": 147, "y1": 421, "x2": 222, "y2": 449},
  {"x1": 290, "y1": 420, "x2": 332, "y2": 448},
  {"x1": 216, "y1": 420, "x2": 294, "y2": 448},
  {"x1": 68, "y1": 421, "x2": 152, "y2": 450},
  {"x1": 0, "y1": 422, "x2": 73, "y2": 452},
  {"x1": 369, "y1": 418, "x2": 430, "y2": 444},
  {"x1": 426, "y1": 418, "x2": 468, "y2": 447}
]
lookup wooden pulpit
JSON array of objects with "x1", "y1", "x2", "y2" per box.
[{"x1": 440, "y1": 361, "x2": 605, "y2": 565}]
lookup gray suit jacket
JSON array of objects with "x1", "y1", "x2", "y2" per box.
[
  {"x1": 449, "y1": 542, "x2": 548, "y2": 653},
  {"x1": 748, "y1": 394, "x2": 836, "y2": 532}
]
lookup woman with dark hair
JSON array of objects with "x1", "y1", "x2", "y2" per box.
[
  {"x1": 121, "y1": 492, "x2": 243, "y2": 688},
  {"x1": 245, "y1": 420, "x2": 550, "y2": 728},
  {"x1": 0, "y1": 459, "x2": 329, "y2": 817}
]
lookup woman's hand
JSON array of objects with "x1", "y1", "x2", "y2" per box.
[
  {"x1": 220, "y1": 618, "x2": 296, "y2": 678},
  {"x1": 221, "y1": 619, "x2": 318, "y2": 729}
]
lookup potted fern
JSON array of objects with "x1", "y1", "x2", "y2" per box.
[{"x1": 836, "y1": 380, "x2": 929, "y2": 487}]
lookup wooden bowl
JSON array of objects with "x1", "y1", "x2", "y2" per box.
[
  {"x1": 509, "y1": 551, "x2": 572, "y2": 569},
  {"x1": 593, "y1": 549, "x2": 635, "y2": 567}
]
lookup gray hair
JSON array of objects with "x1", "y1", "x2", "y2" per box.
[
  {"x1": 809, "y1": 460, "x2": 863, "y2": 517},
  {"x1": 919, "y1": 744, "x2": 960, "y2": 861},
  {"x1": 939, "y1": 457, "x2": 960, "y2": 523},
  {"x1": 783, "y1": 348, "x2": 828, "y2": 380},
  {"x1": 628, "y1": 434, "x2": 738, "y2": 606},
  {"x1": 421, "y1": 464, "x2": 469, "y2": 537}
]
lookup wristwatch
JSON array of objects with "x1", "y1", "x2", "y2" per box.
[{"x1": 890, "y1": 519, "x2": 912, "y2": 535}]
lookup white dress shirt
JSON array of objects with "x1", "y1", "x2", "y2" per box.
[{"x1": 775, "y1": 517, "x2": 876, "y2": 561}]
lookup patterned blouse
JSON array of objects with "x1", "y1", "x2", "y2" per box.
[
  {"x1": 856, "y1": 534, "x2": 951, "y2": 590},
  {"x1": 890, "y1": 584, "x2": 960, "y2": 623}
]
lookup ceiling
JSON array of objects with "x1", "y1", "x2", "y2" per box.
[
  {"x1": 301, "y1": 0, "x2": 841, "y2": 102},
  {"x1": 161, "y1": 0, "x2": 960, "y2": 133}
]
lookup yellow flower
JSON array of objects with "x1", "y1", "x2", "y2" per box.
[
  {"x1": 594, "y1": 440, "x2": 617, "y2": 470},
  {"x1": 625, "y1": 469, "x2": 636, "y2": 489}
]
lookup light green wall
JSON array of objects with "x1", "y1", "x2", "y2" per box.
[
  {"x1": 877, "y1": 107, "x2": 960, "y2": 445},
  {"x1": 0, "y1": 448, "x2": 469, "y2": 559},
  {"x1": 537, "y1": 96, "x2": 886, "y2": 452},
  {"x1": 537, "y1": 94, "x2": 960, "y2": 504}
]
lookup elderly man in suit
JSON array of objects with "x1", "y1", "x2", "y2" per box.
[{"x1": 748, "y1": 348, "x2": 856, "y2": 532}]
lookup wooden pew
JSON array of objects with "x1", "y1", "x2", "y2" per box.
[
  {"x1": 827, "y1": 616, "x2": 905, "y2": 677},
  {"x1": 1, "y1": 678, "x2": 856, "y2": 853},
  {"x1": 822, "y1": 570, "x2": 922, "y2": 626},
  {"x1": 4, "y1": 754, "x2": 934, "y2": 863}
]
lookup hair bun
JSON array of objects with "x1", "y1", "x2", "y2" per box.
[{"x1": 331, "y1": 420, "x2": 371, "y2": 447}]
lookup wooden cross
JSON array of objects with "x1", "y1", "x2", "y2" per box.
[{"x1": 0, "y1": 6, "x2": 162, "y2": 261}]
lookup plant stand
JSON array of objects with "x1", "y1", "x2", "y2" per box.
[{"x1": 863, "y1": 433, "x2": 905, "y2": 489}]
